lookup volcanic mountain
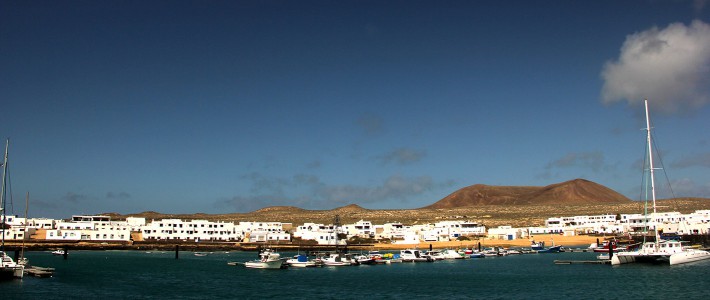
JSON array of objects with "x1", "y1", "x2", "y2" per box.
[{"x1": 426, "y1": 179, "x2": 632, "y2": 209}]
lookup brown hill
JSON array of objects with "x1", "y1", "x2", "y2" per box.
[{"x1": 426, "y1": 179, "x2": 631, "y2": 209}]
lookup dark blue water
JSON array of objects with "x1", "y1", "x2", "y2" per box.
[{"x1": 3, "y1": 250, "x2": 709, "y2": 299}]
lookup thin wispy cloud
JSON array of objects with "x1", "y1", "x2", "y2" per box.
[
  {"x1": 694, "y1": 0, "x2": 708, "y2": 14},
  {"x1": 601, "y1": 20, "x2": 710, "y2": 114},
  {"x1": 377, "y1": 148, "x2": 427, "y2": 166},
  {"x1": 62, "y1": 192, "x2": 89, "y2": 204},
  {"x1": 356, "y1": 113, "x2": 385, "y2": 136},
  {"x1": 216, "y1": 172, "x2": 453, "y2": 212},
  {"x1": 671, "y1": 152, "x2": 710, "y2": 169},
  {"x1": 544, "y1": 151, "x2": 610, "y2": 172},
  {"x1": 669, "y1": 178, "x2": 710, "y2": 198},
  {"x1": 106, "y1": 192, "x2": 131, "y2": 199}
]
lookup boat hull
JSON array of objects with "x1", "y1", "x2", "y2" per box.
[
  {"x1": 669, "y1": 250, "x2": 710, "y2": 265},
  {"x1": 244, "y1": 260, "x2": 284, "y2": 269}
]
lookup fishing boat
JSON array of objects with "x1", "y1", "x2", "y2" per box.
[
  {"x1": 590, "y1": 239, "x2": 635, "y2": 253},
  {"x1": 354, "y1": 254, "x2": 376, "y2": 265},
  {"x1": 400, "y1": 249, "x2": 433, "y2": 262},
  {"x1": 286, "y1": 254, "x2": 322, "y2": 267},
  {"x1": 321, "y1": 253, "x2": 356, "y2": 266},
  {"x1": 611, "y1": 99, "x2": 710, "y2": 266},
  {"x1": 244, "y1": 249, "x2": 286, "y2": 269},
  {"x1": 423, "y1": 250, "x2": 446, "y2": 260},
  {"x1": 1, "y1": 139, "x2": 24, "y2": 280},
  {"x1": 441, "y1": 248, "x2": 465, "y2": 259},
  {"x1": 530, "y1": 240, "x2": 561, "y2": 253}
]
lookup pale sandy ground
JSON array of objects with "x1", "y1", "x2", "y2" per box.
[{"x1": 368, "y1": 234, "x2": 600, "y2": 250}]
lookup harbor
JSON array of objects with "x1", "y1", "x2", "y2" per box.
[{"x1": 4, "y1": 249, "x2": 710, "y2": 299}]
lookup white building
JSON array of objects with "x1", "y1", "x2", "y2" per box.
[
  {"x1": 342, "y1": 220, "x2": 374, "y2": 238},
  {"x1": 293, "y1": 223, "x2": 345, "y2": 245},
  {"x1": 141, "y1": 219, "x2": 241, "y2": 241},
  {"x1": 43, "y1": 215, "x2": 131, "y2": 241},
  {"x1": 488, "y1": 226, "x2": 521, "y2": 240}
]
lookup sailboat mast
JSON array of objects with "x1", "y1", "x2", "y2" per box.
[
  {"x1": 644, "y1": 99, "x2": 660, "y2": 243},
  {"x1": 1, "y1": 139, "x2": 8, "y2": 251}
]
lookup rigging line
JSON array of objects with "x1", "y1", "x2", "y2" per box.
[
  {"x1": 649, "y1": 121, "x2": 678, "y2": 213},
  {"x1": 7, "y1": 161, "x2": 13, "y2": 215},
  {"x1": 639, "y1": 129, "x2": 650, "y2": 242}
]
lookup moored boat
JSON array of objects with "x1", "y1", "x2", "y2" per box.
[
  {"x1": 441, "y1": 248, "x2": 465, "y2": 259},
  {"x1": 400, "y1": 249, "x2": 433, "y2": 262},
  {"x1": 244, "y1": 249, "x2": 286, "y2": 269},
  {"x1": 611, "y1": 100, "x2": 710, "y2": 266},
  {"x1": 286, "y1": 254, "x2": 322, "y2": 267},
  {"x1": 531, "y1": 241, "x2": 561, "y2": 253},
  {"x1": 321, "y1": 253, "x2": 356, "y2": 266}
]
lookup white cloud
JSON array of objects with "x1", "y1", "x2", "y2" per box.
[{"x1": 601, "y1": 20, "x2": 710, "y2": 114}]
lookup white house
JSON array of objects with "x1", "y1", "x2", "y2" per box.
[{"x1": 141, "y1": 219, "x2": 241, "y2": 241}]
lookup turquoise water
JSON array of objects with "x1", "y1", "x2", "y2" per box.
[{"x1": 3, "y1": 250, "x2": 709, "y2": 299}]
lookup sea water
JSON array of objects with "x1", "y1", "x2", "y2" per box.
[{"x1": 3, "y1": 250, "x2": 709, "y2": 299}]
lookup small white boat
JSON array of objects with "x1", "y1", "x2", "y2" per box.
[
  {"x1": 424, "y1": 250, "x2": 445, "y2": 260},
  {"x1": 244, "y1": 249, "x2": 285, "y2": 269},
  {"x1": 194, "y1": 252, "x2": 208, "y2": 257},
  {"x1": 1, "y1": 251, "x2": 24, "y2": 280},
  {"x1": 441, "y1": 249, "x2": 465, "y2": 259},
  {"x1": 286, "y1": 254, "x2": 322, "y2": 267},
  {"x1": 482, "y1": 247, "x2": 501, "y2": 257},
  {"x1": 354, "y1": 254, "x2": 376, "y2": 265},
  {"x1": 51, "y1": 249, "x2": 66, "y2": 256},
  {"x1": 321, "y1": 253, "x2": 356, "y2": 266},
  {"x1": 400, "y1": 249, "x2": 433, "y2": 262}
]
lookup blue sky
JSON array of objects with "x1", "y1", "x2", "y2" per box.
[{"x1": 2, "y1": 1, "x2": 709, "y2": 219}]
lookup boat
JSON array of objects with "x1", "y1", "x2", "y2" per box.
[
  {"x1": 590, "y1": 239, "x2": 635, "y2": 253},
  {"x1": 286, "y1": 254, "x2": 322, "y2": 267},
  {"x1": 441, "y1": 248, "x2": 465, "y2": 259},
  {"x1": 1, "y1": 139, "x2": 24, "y2": 280},
  {"x1": 244, "y1": 249, "x2": 286, "y2": 269},
  {"x1": 611, "y1": 99, "x2": 710, "y2": 266},
  {"x1": 424, "y1": 250, "x2": 446, "y2": 260},
  {"x1": 597, "y1": 253, "x2": 610, "y2": 260},
  {"x1": 52, "y1": 249, "x2": 66, "y2": 256},
  {"x1": 530, "y1": 240, "x2": 561, "y2": 253},
  {"x1": 321, "y1": 253, "x2": 356, "y2": 266},
  {"x1": 354, "y1": 254, "x2": 376, "y2": 265},
  {"x1": 194, "y1": 252, "x2": 208, "y2": 257},
  {"x1": 400, "y1": 249, "x2": 433, "y2": 262}
]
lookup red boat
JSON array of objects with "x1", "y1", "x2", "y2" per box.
[{"x1": 592, "y1": 239, "x2": 634, "y2": 252}]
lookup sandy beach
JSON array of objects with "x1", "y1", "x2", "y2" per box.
[{"x1": 368, "y1": 234, "x2": 601, "y2": 250}]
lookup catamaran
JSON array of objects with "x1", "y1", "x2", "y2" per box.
[{"x1": 611, "y1": 100, "x2": 710, "y2": 266}]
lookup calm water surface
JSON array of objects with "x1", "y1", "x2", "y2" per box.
[{"x1": 3, "y1": 250, "x2": 709, "y2": 299}]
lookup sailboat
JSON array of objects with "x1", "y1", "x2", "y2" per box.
[
  {"x1": 1, "y1": 138, "x2": 25, "y2": 280},
  {"x1": 611, "y1": 100, "x2": 710, "y2": 266}
]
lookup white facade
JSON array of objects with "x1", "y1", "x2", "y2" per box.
[
  {"x1": 377, "y1": 223, "x2": 406, "y2": 240},
  {"x1": 141, "y1": 219, "x2": 241, "y2": 241},
  {"x1": 488, "y1": 226, "x2": 521, "y2": 240},
  {"x1": 293, "y1": 223, "x2": 344, "y2": 245},
  {"x1": 46, "y1": 215, "x2": 131, "y2": 241},
  {"x1": 342, "y1": 220, "x2": 374, "y2": 238}
]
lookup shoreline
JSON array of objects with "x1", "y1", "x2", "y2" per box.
[{"x1": 3, "y1": 235, "x2": 602, "y2": 252}]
